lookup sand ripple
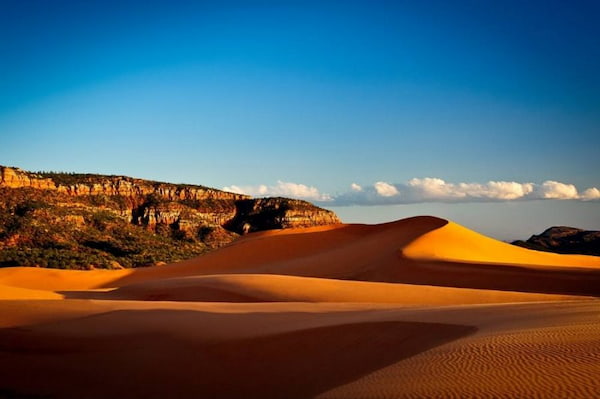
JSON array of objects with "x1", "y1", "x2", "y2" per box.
[{"x1": 323, "y1": 312, "x2": 600, "y2": 398}]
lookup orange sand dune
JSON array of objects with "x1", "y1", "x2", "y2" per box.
[
  {"x1": 96, "y1": 273, "x2": 583, "y2": 305},
  {"x1": 0, "y1": 217, "x2": 449, "y2": 290},
  {"x1": 1, "y1": 216, "x2": 599, "y2": 296},
  {"x1": 0, "y1": 283, "x2": 63, "y2": 300},
  {"x1": 403, "y1": 220, "x2": 600, "y2": 268},
  {"x1": 323, "y1": 300, "x2": 600, "y2": 398},
  {"x1": 0, "y1": 266, "x2": 130, "y2": 291},
  {"x1": 0, "y1": 299, "x2": 599, "y2": 398}
]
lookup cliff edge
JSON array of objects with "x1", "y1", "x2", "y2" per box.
[{"x1": 0, "y1": 166, "x2": 340, "y2": 268}]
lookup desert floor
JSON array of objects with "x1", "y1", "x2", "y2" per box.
[{"x1": 1, "y1": 216, "x2": 599, "y2": 398}]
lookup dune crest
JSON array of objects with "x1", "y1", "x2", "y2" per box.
[
  {"x1": 0, "y1": 284, "x2": 63, "y2": 300},
  {"x1": 402, "y1": 220, "x2": 600, "y2": 269}
]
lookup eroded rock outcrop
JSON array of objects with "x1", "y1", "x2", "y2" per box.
[
  {"x1": 225, "y1": 197, "x2": 341, "y2": 234},
  {"x1": 0, "y1": 166, "x2": 247, "y2": 202},
  {"x1": 0, "y1": 167, "x2": 56, "y2": 190},
  {"x1": 513, "y1": 226, "x2": 600, "y2": 256}
]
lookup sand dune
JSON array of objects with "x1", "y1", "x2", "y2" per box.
[
  {"x1": 0, "y1": 300, "x2": 599, "y2": 398},
  {"x1": 0, "y1": 283, "x2": 63, "y2": 300},
  {"x1": 322, "y1": 301, "x2": 600, "y2": 398},
  {"x1": 0, "y1": 300, "x2": 474, "y2": 399},
  {"x1": 0, "y1": 217, "x2": 449, "y2": 290},
  {"x1": 403, "y1": 220, "x2": 600, "y2": 268},
  {"x1": 96, "y1": 273, "x2": 583, "y2": 305},
  {"x1": 1, "y1": 216, "x2": 599, "y2": 293},
  {"x1": 0, "y1": 266, "x2": 130, "y2": 291},
  {"x1": 1, "y1": 216, "x2": 599, "y2": 398}
]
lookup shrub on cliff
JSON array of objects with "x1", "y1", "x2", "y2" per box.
[{"x1": 89, "y1": 210, "x2": 118, "y2": 231}]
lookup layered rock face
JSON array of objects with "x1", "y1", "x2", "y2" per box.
[
  {"x1": 513, "y1": 226, "x2": 600, "y2": 256},
  {"x1": 0, "y1": 167, "x2": 56, "y2": 190},
  {"x1": 0, "y1": 166, "x2": 341, "y2": 268},
  {"x1": 0, "y1": 166, "x2": 340, "y2": 233},
  {"x1": 0, "y1": 166, "x2": 247, "y2": 202},
  {"x1": 225, "y1": 198, "x2": 341, "y2": 234},
  {"x1": 0, "y1": 166, "x2": 248, "y2": 234}
]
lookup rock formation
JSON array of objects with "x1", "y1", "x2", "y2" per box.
[
  {"x1": 0, "y1": 166, "x2": 56, "y2": 190},
  {"x1": 513, "y1": 226, "x2": 600, "y2": 256},
  {"x1": 225, "y1": 197, "x2": 340, "y2": 234},
  {"x1": 0, "y1": 166, "x2": 247, "y2": 201},
  {"x1": 0, "y1": 165, "x2": 341, "y2": 268},
  {"x1": 0, "y1": 165, "x2": 341, "y2": 231}
]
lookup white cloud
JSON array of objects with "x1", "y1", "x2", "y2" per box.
[
  {"x1": 350, "y1": 183, "x2": 363, "y2": 192},
  {"x1": 222, "y1": 185, "x2": 250, "y2": 195},
  {"x1": 374, "y1": 181, "x2": 399, "y2": 197},
  {"x1": 537, "y1": 180, "x2": 579, "y2": 199},
  {"x1": 408, "y1": 178, "x2": 464, "y2": 199},
  {"x1": 481, "y1": 181, "x2": 535, "y2": 200},
  {"x1": 330, "y1": 178, "x2": 600, "y2": 205},
  {"x1": 225, "y1": 178, "x2": 600, "y2": 205},
  {"x1": 406, "y1": 178, "x2": 534, "y2": 201},
  {"x1": 581, "y1": 187, "x2": 600, "y2": 201},
  {"x1": 223, "y1": 181, "x2": 331, "y2": 201}
]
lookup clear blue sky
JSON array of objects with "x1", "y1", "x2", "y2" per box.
[{"x1": 1, "y1": 0, "x2": 599, "y2": 239}]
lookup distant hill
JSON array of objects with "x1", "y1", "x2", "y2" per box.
[
  {"x1": 0, "y1": 166, "x2": 340, "y2": 269},
  {"x1": 513, "y1": 226, "x2": 600, "y2": 256}
]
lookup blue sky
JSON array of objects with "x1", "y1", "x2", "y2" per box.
[{"x1": 1, "y1": 0, "x2": 599, "y2": 239}]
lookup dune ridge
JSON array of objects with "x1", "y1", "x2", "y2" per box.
[
  {"x1": 2, "y1": 216, "x2": 599, "y2": 294},
  {"x1": 0, "y1": 284, "x2": 63, "y2": 300},
  {"x1": 94, "y1": 273, "x2": 584, "y2": 305},
  {"x1": 403, "y1": 220, "x2": 600, "y2": 268}
]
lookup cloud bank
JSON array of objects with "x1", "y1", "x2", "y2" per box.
[
  {"x1": 332, "y1": 178, "x2": 600, "y2": 205},
  {"x1": 225, "y1": 178, "x2": 600, "y2": 205}
]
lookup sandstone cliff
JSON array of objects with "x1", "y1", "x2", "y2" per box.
[
  {"x1": 0, "y1": 166, "x2": 248, "y2": 201},
  {"x1": 0, "y1": 166, "x2": 341, "y2": 269}
]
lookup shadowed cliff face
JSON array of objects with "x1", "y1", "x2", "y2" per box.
[
  {"x1": 0, "y1": 166, "x2": 340, "y2": 269},
  {"x1": 513, "y1": 226, "x2": 600, "y2": 256},
  {"x1": 225, "y1": 197, "x2": 340, "y2": 234}
]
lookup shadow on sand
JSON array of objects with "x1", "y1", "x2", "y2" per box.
[{"x1": 0, "y1": 310, "x2": 476, "y2": 399}]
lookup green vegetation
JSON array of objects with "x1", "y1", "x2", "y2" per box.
[
  {"x1": 0, "y1": 171, "x2": 335, "y2": 270},
  {"x1": 0, "y1": 188, "x2": 237, "y2": 270},
  {"x1": 35, "y1": 171, "x2": 116, "y2": 186},
  {"x1": 34, "y1": 170, "x2": 213, "y2": 191}
]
